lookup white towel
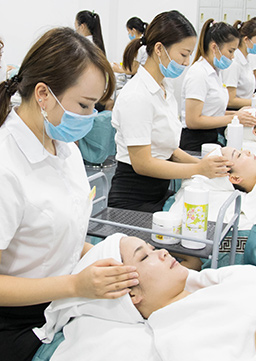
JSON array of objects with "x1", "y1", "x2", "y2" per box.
[
  {"x1": 34, "y1": 233, "x2": 161, "y2": 361},
  {"x1": 34, "y1": 233, "x2": 144, "y2": 343}
]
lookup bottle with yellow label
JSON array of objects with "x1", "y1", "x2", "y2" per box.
[{"x1": 181, "y1": 175, "x2": 209, "y2": 249}]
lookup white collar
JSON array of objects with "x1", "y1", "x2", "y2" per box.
[
  {"x1": 5, "y1": 108, "x2": 71, "y2": 164},
  {"x1": 137, "y1": 65, "x2": 173, "y2": 98},
  {"x1": 199, "y1": 57, "x2": 219, "y2": 76},
  {"x1": 234, "y1": 48, "x2": 248, "y2": 65},
  {"x1": 137, "y1": 65, "x2": 164, "y2": 95}
]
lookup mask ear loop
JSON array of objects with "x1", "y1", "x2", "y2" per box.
[
  {"x1": 48, "y1": 86, "x2": 66, "y2": 112},
  {"x1": 39, "y1": 99, "x2": 48, "y2": 154},
  {"x1": 158, "y1": 45, "x2": 172, "y2": 68}
]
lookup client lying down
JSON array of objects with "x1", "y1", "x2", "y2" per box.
[
  {"x1": 169, "y1": 146, "x2": 256, "y2": 231},
  {"x1": 35, "y1": 233, "x2": 256, "y2": 361}
]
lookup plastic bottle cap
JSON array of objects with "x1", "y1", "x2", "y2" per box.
[{"x1": 231, "y1": 115, "x2": 239, "y2": 125}]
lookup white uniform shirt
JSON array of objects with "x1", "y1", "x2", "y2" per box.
[
  {"x1": 181, "y1": 57, "x2": 229, "y2": 127},
  {"x1": 0, "y1": 108, "x2": 92, "y2": 278},
  {"x1": 222, "y1": 48, "x2": 255, "y2": 99},
  {"x1": 112, "y1": 65, "x2": 182, "y2": 164},
  {"x1": 135, "y1": 45, "x2": 147, "y2": 65}
]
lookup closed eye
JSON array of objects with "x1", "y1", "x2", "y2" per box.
[
  {"x1": 140, "y1": 254, "x2": 148, "y2": 262},
  {"x1": 79, "y1": 103, "x2": 88, "y2": 109}
]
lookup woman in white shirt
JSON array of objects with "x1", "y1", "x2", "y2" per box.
[
  {"x1": 0, "y1": 27, "x2": 138, "y2": 361},
  {"x1": 222, "y1": 18, "x2": 256, "y2": 109},
  {"x1": 112, "y1": 16, "x2": 148, "y2": 75},
  {"x1": 180, "y1": 19, "x2": 256, "y2": 152},
  {"x1": 108, "y1": 11, "x2": 232, "y2": 213}
]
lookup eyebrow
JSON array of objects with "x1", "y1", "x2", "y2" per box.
[
  {"x1": 133, "y1": 246, "x2": 144, "y2": 257},
  {"x1": 182, "y1": 48, "x2": 192, "y2": 53},
  {"x1": 81, "y1": 96, "x2": 98, "y2": 101}
]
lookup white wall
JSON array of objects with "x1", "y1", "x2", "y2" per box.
[{"x1": 0, "y1": 0, "x2": 199, "y2": 65}]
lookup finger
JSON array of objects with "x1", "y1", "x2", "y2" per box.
[
  {"x1": 106, "y1": 277, "x2": 139, "y2": 292},
  {"x1": 103, "y1": 288, "x2": 132, "y2": 299},
  {"x1": 105, "y1": 272, "x2": 139, "y2": 285},
  {"x1": 104, "y1": 268, "x2": 139, "y2": 279},
  {"x1": 93, "y1": 258, "x2": 136, "y2": 271}
]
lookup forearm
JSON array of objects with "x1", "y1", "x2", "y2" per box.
[
  {"x1": 228, "y1": 97, "x2": 252, "y2": 109},
  {"x1": 0, "y1": 273, "x2": 77, "y2": 306},
  {"x1": 170, "y1": 148, "x2": 200, "y2": 164},
  {"x1": 133, "y1": 156, "x2": 200, "y2": 180},
  {"x1": 186, "y1": 114, "x2": 233, "y2": 129}
]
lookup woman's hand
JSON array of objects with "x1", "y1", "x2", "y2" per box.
[
  {"x1": 197, "y1": 155, "x2": 233, "y2": 178},
  {"x1": 112, "y1": 62, "x2": 123, "y2": 73},
  {"x1": 73, "y1": 258, "x2": 139, "y2": 299},
  {"x1": 236, "y1": 109, "x2": 256, "y2": 127}
]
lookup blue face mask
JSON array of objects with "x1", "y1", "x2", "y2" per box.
[
  {"x1": 213, "y1": 46, "x2": 232, "y2": 70},
  {"x1": 247, "y1": 39, "x2": 256, "y2": 54},
  {"x1": 159, "y1": 46, "x2": 186, "y2": 78},
  {"x1": 128, "y1": 33, "x2": 136, "y2": 41},
  {"x1": 43, "y1": 88, "x2": 98, "y2": 143}
]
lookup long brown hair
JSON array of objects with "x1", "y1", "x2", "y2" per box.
[
  {"x1": 123, "y1": 10, "x2": 196, "y2": 72},
  {"x1": 76, "y1": 10, "x2": 106, "y2": 55},
  {"x1": 193, "y1": 19, "x2": 240, "y2": 63},
  {"x1": 0, "y1": 27, "x2": 115, "y2": 126}
]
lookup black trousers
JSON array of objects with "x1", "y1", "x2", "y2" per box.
[
  {"x1": 0, "y1": 303, "x2": 49, "y2": 361},
  {"x1": 108, "y1": 161, "x2": 174, "y2": 213}
]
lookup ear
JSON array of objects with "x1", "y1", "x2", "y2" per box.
[
  {"x1": 34, "y1": 82, "x2": 50, "y2": 108},
  {"x1": 154, "y1": 42, "x2": 164, "y2": 57},
  {"x1": 243, "y1": 35, "x2": 249, "y2": 43},
  {"x1": 129, "y1": 287, "x2": 143, "y2": 305},
  {"x1": 210, "y1": 41, "x2": 218, "y2": 53},
  {"x1": 228, "y1": 174, "x2": 243, "y2": 185}
]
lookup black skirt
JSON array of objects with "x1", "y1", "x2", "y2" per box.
[
  {"x1": 108, "y1": 161, "x2": 174, "y2": 213},
  {"x1": 0, "y1": 302, "x2": 49, "y2": 361},
  {"x1": 179, "y1": 128, "x2": 219, "y2": 152}
]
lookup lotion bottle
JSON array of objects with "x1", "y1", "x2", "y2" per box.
[
  {"x1": 226, "y1": 115, "x2": 243, "y2": 150},
  {"x1": 181, "y1": 175, "x2": 209, "y2": 249}
]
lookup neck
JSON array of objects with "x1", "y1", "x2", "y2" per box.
[
  {"x1": 16, "y1": 101, "x2": 56, "y2": 155},
  {"x1": 144, "y1": 55, "x2": 165, "y2": 86},
  {"x1": 141, "y1": 289, "x2": 191, "y2": 319},
  {"x1": 239, "y1": 43, "x2": 248, "y2": 59},
  {"x1": 204, "y1": 54, "x2": 215, "y2": 70}
]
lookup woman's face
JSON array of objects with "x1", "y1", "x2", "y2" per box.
[
  {"x1": 246, "y1": 35, "x2": 256, "y2": 50},
  {"x1": 162, "y1": 36, "x2": 197, "y2": 67},
  {"x1": 222, "y1": 147, "x2": 256, "y2": 175},
  {"x1": 47, "y1": 64, "x2": 105, "y2": 126},
  {"x1": 120, "y1": 237, "x2": 188, "y2": 308},
  {"x1": 217, "y1": 38, "x2": 239, "y2": 60}
]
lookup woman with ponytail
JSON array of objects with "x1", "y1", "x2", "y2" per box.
[
  {"x1": 108, "y1": 11, "x2": 233, "y2": 213},
  {"x1": 112, "y1": 16, "x2": 148, "y2": 75},
  {"x1": 75, "y1": 10, "x2": 106, "y2": 55},
  {"x1": 179, "y1": 19, "x2": 256, "y2": 152},
  {"x1": 222, "y1": 18, "x2": 256, "y2": 109},
  {"x1": 0, "y1": 27, "x2": 139, "y2": 361}
]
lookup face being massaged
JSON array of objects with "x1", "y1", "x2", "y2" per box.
[
  {"x1": 221, "y1": 146, "x2": 256, "y2": 193},
  {"x1": 120, "y1": 236, "x2": 190, "y2": 319}
]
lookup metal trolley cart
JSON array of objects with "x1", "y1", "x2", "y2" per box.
[{"x1": 87, "y1": 172, "x2": 241, "y2": 268}]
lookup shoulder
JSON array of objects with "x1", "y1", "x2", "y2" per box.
[{"x1": 184, "y1": 61, "x2": 209, "y2": 83}]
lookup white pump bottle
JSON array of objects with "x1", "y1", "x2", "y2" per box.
[{"x1": 226, "y1": 115, "x2": 243, "y2": 150}]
